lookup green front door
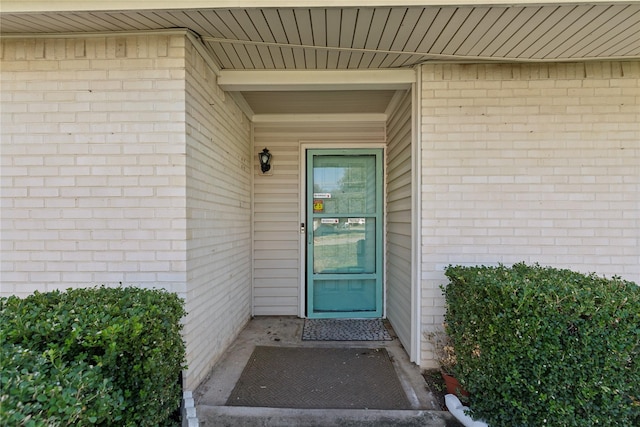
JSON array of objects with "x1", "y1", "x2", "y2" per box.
[{"x1": 306, "y1": 149, "x2": 383, "y2": 318}]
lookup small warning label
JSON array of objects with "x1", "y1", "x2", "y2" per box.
[{"x1": 321, "y1": 218, "x2": 339, "y2": 224}]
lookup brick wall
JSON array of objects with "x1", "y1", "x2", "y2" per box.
[
  {"x1": 183, "y1": 37, "x2": 252, "y2": 389},
  {"x1": 1, "y1": 34, "x2": 188, "y2": 297},
  {"x1": 420, "y1": 62, "x2": 640, "y2": 365},
  {"x1": 0, "y1": 32, "x2": 253, "y2": 390}
]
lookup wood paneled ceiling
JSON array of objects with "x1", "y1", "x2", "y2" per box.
[{"x1": 2, "y1": 3, "x2": 639, "y2": 70}]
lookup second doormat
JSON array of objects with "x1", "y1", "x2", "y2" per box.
[
  {"x1": 302, "y1": 318, "x2": 392, "y2": 341},
  {"x1": 226, "y1": 346, "x2": 410, "y2": 409}
]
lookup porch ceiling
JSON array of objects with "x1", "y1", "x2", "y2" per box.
[
  {"x1": 2, "y1": 3, "x2": 638, "y2": 69},
  {"x1": 2, "y1": 2, "x2": 638, "y2": 117}
]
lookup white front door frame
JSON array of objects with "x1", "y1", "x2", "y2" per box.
[{"x1": 298, "y1": 141, "x2": 388, "y2": 319}]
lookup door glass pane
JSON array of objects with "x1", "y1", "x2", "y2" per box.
[
  {"x1": 312, "y1": 155, "x2": 376, "y2": 214},
  {"x1": 312, "y1": 218, "x2": 376, "y2": 274}
]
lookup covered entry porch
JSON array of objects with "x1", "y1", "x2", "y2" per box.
[
  {"x1": 191, "y1": 316, "x2": 457, "y2": 426},
  {"x1": 240, "y1": 71, "x2": 419, "y2": 359},
  {"x1": 2, "y1": 0, "x2": 637, "y2": 398}
]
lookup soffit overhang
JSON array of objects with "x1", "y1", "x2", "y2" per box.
[
  {"x1": 2, "y1": 2, "x2": 638, "y2": 70},
  {"x1": 2, "y1": 2, "x2": 637, "y2": 118}
]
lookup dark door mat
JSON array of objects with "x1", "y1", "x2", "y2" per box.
[
  {"x1": 226, "y1": 346, "x2": 411, "y2": 410},
  {"x1": 302, "y1": 318, "x2": 392, "y2": 341}
]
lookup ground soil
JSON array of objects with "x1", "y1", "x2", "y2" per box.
[{"x1": 422, "y1": 368, "x2": 448, "y2": 411}]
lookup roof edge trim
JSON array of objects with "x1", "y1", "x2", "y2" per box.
[{"x1": 2, "y1": 1, "x2": 634, "y2": 13}]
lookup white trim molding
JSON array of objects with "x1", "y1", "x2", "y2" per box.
[
  {"x1": 410, "y1": 64, "x2": 423, "y2": 365},
  {"x1": 252, "y1": 113, "x2": 388, "y2": 123},
  {"x1": 3, "y1": 1, "x2": 631, "y2": 13},
  {"x1": 217, "y1": 70, "x2": 415, "y2": 92}
]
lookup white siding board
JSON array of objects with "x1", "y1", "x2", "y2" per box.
[
  {"x1": 254, "y1": 269, "x2": 298, "y2": 279},
  {"x1": 254, "y1": 287, "x2": 298, "y2": 297},
  {"x1": 254, "y1": 280, "x2": 298, "y2": 290},
  {"x1": 255, "y1": 296, "x2": 298, "y2": 306},
  {"x1": 388, "y1": 259, "x2": 412, "y2": 282},
  {"x1": 388, "y1": 146, "x2": 411, "y2": 173},
  {"x1": 253, "y1": 305, "x2": 298, "y2": 316},
  {"x1": 252, "y1": 120, "x2": 386, "y2": 316},
  {"x1": 254, "y1": 249, "x2": 298, "y2": 259},
  {"x1": 254, "y1": 240, "x2": 299, "y2": 250},
  {"x1": 388, "y1": 227, "x2": 412, "y2": 244},
  {"x1": 254, "y1": 259, "x2": 299, "y2": 269},
  {"x1": 385, "y1": 90, "x2": 413, "y2": 354},
  {"x1": 388, "y1": 190, "x2": 412, "y2": 207}
]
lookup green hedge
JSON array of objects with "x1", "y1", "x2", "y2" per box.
[
  {"x1": 1, "y1": 287, "x2": 186, "y2": 427},
  {"x1": 443, "y1": 263, "x2": 639, "y2": 427}
]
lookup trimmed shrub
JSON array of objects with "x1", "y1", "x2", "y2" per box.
[
  {"x1": 443, "y1": 263, "x2": 639, "y2": 427},
  {"x1": 1, "y1": 287, "x2": 186, "y2": 426}
]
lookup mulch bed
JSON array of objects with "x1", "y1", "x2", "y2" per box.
[{"x1": 422, "y1": 368, "x2": 448, "y2": 411}]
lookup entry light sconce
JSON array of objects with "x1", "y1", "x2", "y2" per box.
[{"x1": 259, "y1": 147, "x2": 272, "y2": 173}]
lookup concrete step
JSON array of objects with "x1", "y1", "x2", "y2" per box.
[{"x1": 197, "y1": 405, "x2": 464, "y2": 427}]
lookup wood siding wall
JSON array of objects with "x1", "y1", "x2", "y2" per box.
[
  {"x1": 385, "y1": 90, "x2": 414, "y2": 352},
  {"x1": 252, "y1": 121, "x2": 386, "y2": 315}
]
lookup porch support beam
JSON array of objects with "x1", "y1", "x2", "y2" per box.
[
  {"x1": 252, "y1": 113, "x2": 387, "y2": 123},
  {"x1": 217, "y1": 70, "x2": 415, "y2": 92}
]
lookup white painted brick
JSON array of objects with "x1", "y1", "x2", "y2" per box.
[
  {"x1": 30, "y1": 272, "x2": 61, "y2": 282},
  {"x1": 420, "y1": 61, "x2": 640, "y2": 367},
  {"x1": 14, "y1": 256, "x2": 46, "y2": 270}
]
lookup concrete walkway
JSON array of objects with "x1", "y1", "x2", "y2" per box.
[{"x1": 193, "y1": 317, "x2": 462, "y2": 426}]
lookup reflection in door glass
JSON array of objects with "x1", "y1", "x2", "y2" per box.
[
  {"x1": 313, "y1": 218, "x2": 375, "y2": 274},
  {"x1": 312, "y1": 156, "x2": 376, "y2": 214}
]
